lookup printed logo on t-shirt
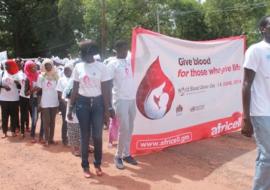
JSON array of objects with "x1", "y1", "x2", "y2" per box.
[
  {"x1": 83, "y1": 75, "x2": 91, "y2": 86},
  {"x1": 82, "y1": 75, "x2": 98, "y2": 88},
  {"x1": 47, "y1": 81, "x2": 52, "y2": 88},
  {"x1": 125, "y1": 67, "x2": 129, "y2": 76},
  {"x1": 4, "y1": 78, "x2": 12, "y2": 85}
]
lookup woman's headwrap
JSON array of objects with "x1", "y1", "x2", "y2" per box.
[
  {"x1": 24, "y1": 60, "x2": 39, "y2": 88},
  {"x1": 41, "y1": 58, "x2": 58, "y2": 81},
  {"x1": 5, "y1": 59, "x2": 19, "y2": 75}
]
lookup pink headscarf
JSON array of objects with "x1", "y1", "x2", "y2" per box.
[{"x1": 24, "y1": 60, "x2": 39, "y2": 88}]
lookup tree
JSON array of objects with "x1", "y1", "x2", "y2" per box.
[
  {"x1": 1, "y1": 0, "x2": 268, "y2": 58},
  {"x1": 57, "y1": 0, "x2": 84, "y2": 57},
  {"x1": 165, "y1": 0, "x2": 208, "y2": 40},
  {"x1": 0, "y1": 0, "x2": 84, "y2": 58},
  {"x1": 203, "y1": 0, "x2": 267, "y2": 44}
]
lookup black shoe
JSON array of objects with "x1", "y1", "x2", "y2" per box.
[{"x1": 123, "y1": 156, "x2": 138, "y2": 165}]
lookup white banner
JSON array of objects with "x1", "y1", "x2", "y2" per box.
[
  {"x1": 131, "y1": 28, "x2": 245, "y2": 155},
  {"x1": 0, "y1": 51, "x2": 7, "y2": 63}
]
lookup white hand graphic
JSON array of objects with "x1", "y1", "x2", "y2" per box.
[{"x1": 144, "y1": 82, "x2": 169, "y2": 119}]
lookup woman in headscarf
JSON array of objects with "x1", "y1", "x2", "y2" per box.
[
  {"x1": 0, "y1": 59, "x2": 21, "y2": 138},
  {"x1": 18, "y1": 60, "x2": 32, "y2": 137},
  {"x1": 36, "y1": 58, "x2": 59, "y2": 146},
  {"x1": 24, "y1": 60, "x2": 44, "y2": 142}
]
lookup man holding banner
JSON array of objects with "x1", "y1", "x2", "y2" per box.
[
  {"x1": 107, "y1": 40, "x2": 138, "y2": 169},
  {"x1": 242, "y1": 15, "x2": 270, "y2": 190}
]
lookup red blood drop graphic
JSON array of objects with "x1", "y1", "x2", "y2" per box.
[
  {"x1": 136, "y1": 57, "x2": 175, "y2": 120},
  {"x1": 47, "y1": 81, "x2": 52, "y2": 88}
]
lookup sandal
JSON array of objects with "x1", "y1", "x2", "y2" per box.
[
  {"x1": 38, "y1": 139, "x2": 46, "y2": 144},
  {"x1": 95, "y1": 167, "x2": 103, "y2": 176},
  {"x1": 83, "y1": 169, "x2": 91, "y2": 178},
  {"x1": 72, "y1": 151, "x2": 81, "y2": 157},
  {"x1": 1, "y1": 133, "x2": 8, "y2": 139},
  {"x1": 11, "y1": 132, "x2": 17, "y2": 137},
  {"x1": 72, "y1": 147, "x2": 81, "y2": 156},
  {"x1": 31, "y1": 138, "x2": 37, "y2": 143},
  {"x1": 43, "y1": 141, "x2": 49, "y2": 147}
]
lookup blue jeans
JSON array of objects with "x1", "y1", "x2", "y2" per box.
[
  {"x1": 76, "y1": 95, "x2": 104, "y2": 169},
  {"x1": 251, "y1": 116, "x2": 270, "y2": 190},
  {"x1": 30, "y1": 97, "x2": 43, "y2": 138}
]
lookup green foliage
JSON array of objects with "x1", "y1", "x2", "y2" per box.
[
  {"x1": 82, "y1": 0, "x2": 161, "y2": 56},
  {"x1": 0, "y1": 0, "x2": 84, "y2": 58},
  {"x1": 165, "y1": 0, "x2": 208, "y2": 40},
  {"x1": 0, "y1": 0, "x2": 268, "y2": 58},
  {"x1": 203, "y1": 0, "x2": 267, "y2": 45}
]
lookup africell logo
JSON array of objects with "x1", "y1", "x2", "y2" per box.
[
  {"x1": 136, "y1": 57, "x2": 175, "y2": 120},
  {"x1": 211, "y1": 117, "x2": 241, "y2": 136}
]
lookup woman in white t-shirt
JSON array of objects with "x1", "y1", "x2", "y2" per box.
[
  {"x1": 18, "y1": 65, "x2": 31, "y2": 137},
  {"x1": 67, "y1": 40, "x2": 112, "y2": 178},
  {"x1": 0, "y1": 59, "x2": 21, "y2": 138},
  {"x1": 24, "y1": 60, "x2": 44, "y2": 143},
  {"x1": 37, "y1": 58, "x2": 59, "y2": 146}
]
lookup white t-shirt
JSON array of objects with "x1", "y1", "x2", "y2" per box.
[
  {"x1": 72, "y1": 61, "x2": 111, "y2": 97},
  {"x1": 37, "y1": 75, "x2": 59, "y2": 108},
  {"x1": 106, "y1": 58, "x2": 136, "y2": 102},
  {"x1": 103, "y1": 56, "x2": 116, "y2": 65},
  {"x1": 0, "y1": 71, "x2": 21, "y2": 101},
  {"x1": 243, "y1": 40, "x2": 270, "y2": 116},
  {"x1": 32, "y1": 81, "x2": 38, "y2": 98},
  {"x1": 56, "y1": 76, "x2": 70, "y2": 99},
  {"x1": 19, "y1": 73, "x2": 30, "y2": 98}
]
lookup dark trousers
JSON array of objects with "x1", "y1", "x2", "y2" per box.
[
  {"x1": 42, "y1": 107, "x2": 58, "y2": 143},
  {"x1": 19, "y1": 96, "x2": 30, "y2": 134},
  {"x1": 59, "y1": 101, "x2": 68, "y2": 144},
  {"x1": 76, "y1": 95, "x2": 104, "y2": 169},
  {"x1": 1, "y1": 101, "x2": 19, "y2": 134}
]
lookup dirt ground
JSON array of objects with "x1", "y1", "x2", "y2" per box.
[{"x1": 0, "y1": 115, "x2": 256, "y2": 190}]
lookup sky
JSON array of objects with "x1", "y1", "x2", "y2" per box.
[{"x1": 198, "y1": 0, "x2": 206, "y2": 3}]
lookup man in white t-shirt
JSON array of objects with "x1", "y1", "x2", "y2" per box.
[
  {"x1": 56, "y1": 62, "x2": 73, "y2": 145},
  {"x1": 107, "y1": 40, "x2": 138, "y2": 169},
  {"x1": 242, "y1": 15, "x2": 270, "y2": 190}
]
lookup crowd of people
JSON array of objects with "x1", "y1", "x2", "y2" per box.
[{"x1": 0, "y1": 39, "x2": 138, "y2": 178}]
